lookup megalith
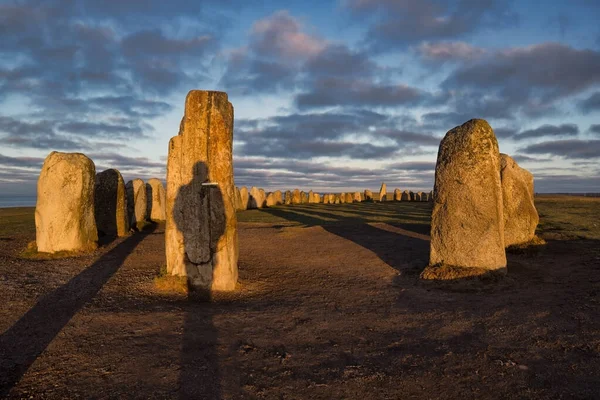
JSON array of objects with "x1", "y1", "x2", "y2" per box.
[
  {"x1": 273, "y1": 190, "x2": 283, "y2": 205},
  {"x1": 35, "y1": 151, "x2": 98, "y2": 253},
  {"x1": 379, "y1": 183, "x2": 387, "y2": 202},
  {"x1": 393, "y1": 189, "x2": 402, "y2": 201},
  {"x1": 126, "y1": 179, "x2": 147, "y2": 229},
  {"x1": 401, "y1": 190, "x2": 410, "y2": 201},
  {"x1": 165, "y1": 90, "x2": 238, "y2": 292},
  {"x1": 238, "y1": 187, "x2": 249, "y2": 210},
  {"x1": 415, "y1": 192, "x2": 422, "y2": 202},
  {"x1": 308, "y1": 190, "x2": 314, "y2": 204},
  {"x1": 95, "y1": 168, "x2": 129, "y2": 237},
  {"x1": 427, "y1": 119, "x2": 506, "y2": 275},
  {"x1": 345, "y1": 193, "x2": 354, "y2": 203},
  {"x1": 334, "y1": 194, "x2": 341, "y2": 204},
  {"x1": 353, "y1": 192, "x2": 362, "y2": 202},
  {"x1": 313, "y1": 193, "x2": 321, "y2": 203},
  {"x1": 284, "y1": 190, "x2": 292, "y2": 205},
  {"x1": 500, "y1": 154, "x2": 539, "y2": 246},
  {"x1": 364, "y1": 190, "x2": 373, "y2": 201},
  {"x1": 146, "y1": 178, "x2": 166, "y2": 222},
  {"x1": 292, "y1": 189, "x2": 301, "y2": 204}
]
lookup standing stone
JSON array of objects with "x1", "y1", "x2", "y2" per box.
[
  {"x1": 238, "y1": 187, "x2": 249, "y2": 210},
  {"x1": 259, "y1": 189, "x2": 267, "y2": 206},
  {"x1": 500, "y1": 154, "x2": 539, "y2": 246},
  {"x1": 393, "y1": 189, "x2": 402, "y2": 201},
  {"x1": 401, "y1": 190, "x2": 410, "y2": 201},
  {"x1": 166, "y1": 90, "x2": 238, "y2": 292},
  {"x1": 313, "y1": 193, "x2": 321, "y2": 203},
  {"x1": 353, "y1": 192, "x2": 362, "y2": 202},
  {"x1": 292, "y1": 189, "x2": 301, "y2": 204},
  {"x1": 95, "y1": 168, "x2": 129, "y2": 237},
  {"x1": 234, "y1": 187, "x2": 243, "y2": 211},
  {"x1": 300, "y1": 191, "x2": 307, "y2": 204},
  {"x1": 35, "y1": 152, "x2": 98, "y2": 253},
  {"x1": 308, "y1": 190, "x2": 314, "y2": 203},
  {"x1": 322, "y1": 194, "x2": 330, "y2": 204},
  {"x1": 284, "y1": 190, "x2": 292, "y2": 205},
  {"x1": 266, "y1": 192, "x2": 276, "y2": 207},
  {"x1": 345, "y1": 193, "x2": 354, "y2": 203},
  {"x1": 364, "y1": 190, "x2": 373, "y2": 201},
  {"x1": 339, "y1": 192, "x2": 346, "y2": 204},
  {"x1": 126, "y1": 179, "x2": 147, "y2": 229},
  {"x1": 428, "y1": 119, "x2": 506, "y2": 275},
  {"x1": 409, "y1": 191, "x2": 416, "y2": 201},
  {"x1": 429, "y1": 190, "x2": 434, "y2": 202},
  {"x1": 273, "y1": 190, "x2": 283, "y2": 205},
  {"x1": 146, "y1": 178, "x2": 166, "y2": 222},
  {"x1": 379, "y1": 183, "x2": 387, "y2": 202},
  {"x1": 415, "y1": 192, "x2": 422, "y2": 202},
  {"x1": 420, "y1": 191, "x2": 428, "y2": 202},
  {"x1": 248, "y1": 186, "x2": 263, "y2": 209},
  {"x1": 334, "y1": 194, "x2": 341, "y2": 204}
]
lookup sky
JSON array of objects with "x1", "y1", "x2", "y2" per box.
[{"x1": 1, "y1": 0, "x2": 600, "y2": 197}]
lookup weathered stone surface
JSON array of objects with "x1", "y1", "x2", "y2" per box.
[
  {"x1": 292, "y1": 189, "x2": 301, "y2": 204},
  {"x1": 36, "y1": 151, "x2": 98, "y2": 253},
  {"x1": 420, "y1": 191, "x2": 428, "y2": 202},
  {"x1": 308, "y1": 190, "x2": 314, "y2": 204},
  {"x1": 126, "y1": 179, "x2": 148, "y2": 229},
  {"x1": 393, "y1": 189, "x2": 402, "y2": 201},
  {"x1": 146, "y1": 178, "x2": 166, "y2": 222},
  {"x1": 334, "y1": 194, "x2": 341, "y2": 204},
  {"x1": 401, "y1": 190, "x2": 410, "y2": 201},
  {"x1": 338, "y1": 192, "x2": 345, "y2": 204},
  {"x1": 379, "y1": 183, "x2": 387, "y2": 202},
  {"x1": 273, "y1": 190, "x2": 283, "y2": 205},
  {"x1": 300, "y1": 191, "x2": 308, "y2": 204},
  {"x1": 238, "y1": 187, "x2": 249, "y2": 210},
  {"x1": 501, "y1": 154, "x2": 539, "y2": 246},
  {"x1": 345, "y1": 193, "x2": 354, "y2": 203},
  {"x1": 313, "y1": 193, "x2": 321, "y2": 203},
  {"x1": 364, "y1": 190, "x2": 373, "y2": 201},
  {"x1": 429, "y1": 119, "x2": 506, "y2": 273},
  {"x1": 248, "y1": 186, "x2": 264, "y2": 209},
  {"x1": 328, "y1": 193, "x2": 335, "y2": 204},
  {"x1": 95, "y1": 168, "x2": 129, "y2": 237},
  {"x1": 429, "y1": 191, "x2": 434, "y2": 202},
  {"x1": 284, "y1": 190, "x2": 292, "y2": 205},
  {"x1": 409, "y1": 191, "x2": 416, "y2": 201},
  {"x1": 166, "y1": 90, "x2": 238, "y2": 291},
  {"x1": 259, "y1": 189, "x2": 267, "y2": 206},
  {"x1": 415, "y1": 192, "x2": 422, "y2": 202},
  {"x1": 322, "y1": 194, "x2": 330, "y2": 204},
  {"x1": 353, "y1": 192, "x2": 362, "y2": 202},
  {"x1": 266, "y1": 192, "x2": 276, "y2": 207}
]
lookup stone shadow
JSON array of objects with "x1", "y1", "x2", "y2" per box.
[
  {"x1": 146, "y1": 182, "x2": 154, "y2": 222},
  {"x1": 172, "y1": 161, "x2": 225, "y2": 399},
  {"x1": 0, "y1": 224, "x2": 156, "y2": 397}
]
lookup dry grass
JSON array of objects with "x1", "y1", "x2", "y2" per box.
[{"x1": 19, "y1": 240, "x2": 97, "y2": 260}]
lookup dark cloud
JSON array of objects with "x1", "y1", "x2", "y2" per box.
[
  {"x1": 443, "y1": 43, "x2": 600, "y2": 118},
  {"x1": 344, "y1": 0, "x2": 517, "y2": 50},
  {"x1": 0, "y1": 154, "x2": 44, "y2": 169},
  {"x1": 533, "y1": 174, "x2": 600, "y2": 193},
  {"x1": 512, "y1": 123, "x2": 579, "y2": 140},
  {"x1": 295, "y1": 77, "x2": 423, "y2": 109},
  {"x1": 58, "y1": 121, "x2": 150, "y2": 139},
  {"x1": 387, "y1": 161, "x2": 436, "y2": 171},
  {"x1": 520, "y1": 139, "x2": 600, "y2": 159},
  {"x1": 590, "y1": 124, "x2": 600, "y2": 135},
  {"x1": 511, "y1": 154, "x2": 553, "y2": 164},
  {"x1": 579, "y1": 91, "x2": 600, "y2": 114}
]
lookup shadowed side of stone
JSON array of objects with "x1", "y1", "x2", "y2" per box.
[
  {"x1": 95, "y1": 168, "x2": 129, "y2": 238},
  {"x1": 146, "y1": 178, "x2": 166, "y2": 222},
  {"x1": 126, "y1": 178, "x2": 147, "y2": 229}
]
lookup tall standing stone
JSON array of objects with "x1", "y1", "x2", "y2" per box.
[
  {"x1": 126, "y1": 179, "x2": 147, "y2": 229},
  {"x1": 393, "y1": 189, "x2": 402, "y2": 201},
  {"x1": 500, "y1": 154, "x2": 539, "y2": 246},
  {"x1": 95, "y1": 168, "x2": 129, "y2": 237},
  {"x1": 364, "y1": 190, "x2": 373, "y2": 201},
  {"x1": 248, "y1": 186, "x2": 265, "y2": 209},
  {"x1": 313, "y1": 193, "x2": 321, "y2": 203},
  {"x1": 273, "y1": 190, "x2": 283, "y2": 205},
  {"x1": 284, "y1": 190, "x2": 292, "y2": 205},
  {"x1": 166, "y1": 90, "x2": 238, "y2": 292},
  {"x1": 36, "y1": 152, "x2": 98, "y2": 253},
  {"x1": 146, "y1": 178, "x2": 166, "y2": 222},
  {"x1": 239, "y1": 187, "x2": 249, "y2": 210},
  {"x1": 428, "y1": 119, "x2": 506, "y2": 275},
  {"x1": 234, "y1": 187, "x2": 243, "y2": 211},
  {"x1": 401, "y1": 190, "x2": 410, "y2": 201},
  {"x1": 266, "y1": 192, "x2": 276, "y2": 207},
  {"x1": 292, "y1": 189, "x2": 301, "y2": 204},
  {"x1": 379, "y1": 183, "x2": 387, "y2": 202},
  {"x1": 353, "y1": 192, "x2": 362, "y2": 202},
  {"x1": 345, "y1": 193, "x2": 354, "y2": 203}
]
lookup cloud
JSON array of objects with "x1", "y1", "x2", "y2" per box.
[
  {"x1": 520, "y1": 139, "x2": 600, "y2": 159},
  {"x1": 0, "y1": 153, "x2": 44, "y2": 169},
  {"x1": 416, "y1": 41, "x2": 487, "y2": 62},
  {"x1": 590, "y1": 124, "x2": 600, "y2": 135},
  {"x1": 512, "y1": 123, "x2": 579, "y2": 140},
  {"x1": 579, "y1": 91, "x2": 600, "y2": 113},
  {"x1": 344, "y1": 0, "x2": 517, "y2": 50},
  {"x1": 387, "y1": 161, "x2": 436, "y2": 171}
]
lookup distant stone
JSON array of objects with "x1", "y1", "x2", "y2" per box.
[
  {"x1": 353, "y1": 192, "x2": 362, "y2": 203},
  {"x1": 314, "y1": 193, "x2": 321, "y2": 203},
  {"x1": 126, "y1": 179, "x2": 148, "y2": 229},
  {"x1": 379, "y1": 183, "x2": 387, "y2": 202},
  {"x1": 415, "y1": 192, "x2": 422, "y2": 201},
  {"x1": 345, "y1": 192, "x2": 354, "y2": 203},
  {"x1": 234, "y1": 187, "x2": 243, "y2": 211},
  {"x1": 300, "y1": 191, "x2": 309, "y2": 204},
  {"x1": 248, "y1": 186, "x2": 265, "y2": 209},
  {"x1": 146, "y1": 178, "x2": 166, "y2": 222},
  {"x1": 334, "y1": 194, "x2": 341, "y2": 204},
  {"x1": 239, "y1": 187, "x2": 249, "y2": 210},
  {"x1": 292, "y1": 189, "x2": 301, "y2": 204},
  {"x1": 35, "y1": 151, "x2": 98, "y2": 253},
  {"x1": 401, "y1": 190, "x2": 410, "y2": 201},
  {"x1": 393, "y1": 189, "x2": 402, "y2": 201},
  {"x1": 428, "y1": 119, "x2": 506, "y2": 275},
  {"x1": 308, "y1": 190, "x2": 314, "y2": 203},
  {"x1": 429, "y1": 190, "x2": 434, "y2": 202},
  {"x1": 500, "y1": 154, "x2": 539, "y2": 246},
  {"x1": 364, "y1": 190, "x2": 373, "y2": 201},
  {"x1": 94, "y1": 168, "x2": 129, "y2": 238},
  {"x1": 273, "y1": 190, "x2": 283, "y2": 205},
  {"x1": 284, "y1": 190, "x2": 292, "y2": 205},
  {"x1": 328, "y1": 194, "x2": 335, "y2": 204},
  {"x1": 409, "y1": 191, "x2": 416, "y2": 201}
]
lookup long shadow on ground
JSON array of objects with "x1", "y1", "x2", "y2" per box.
[
  {"x1": 261, "y1": 203, "x2": 431, "y2": 276},
  {"x1": 0, "y1": 225, "x2": 156, "y2": 397}
]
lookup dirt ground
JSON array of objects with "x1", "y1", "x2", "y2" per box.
[{"x1": 0, "y1": 197, "x2": 599, "y2": 399}]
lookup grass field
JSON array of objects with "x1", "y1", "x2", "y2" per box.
[{"x1": 0, "y1": 196, "x2": 599, "y2": 399}]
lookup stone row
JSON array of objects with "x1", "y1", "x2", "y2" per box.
[{"x1": 35, "y1": 151, "x2": 166, "y2": 254}]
